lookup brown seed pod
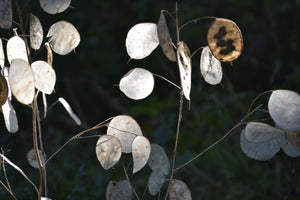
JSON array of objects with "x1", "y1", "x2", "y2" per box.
[
  {"x1": 0, "y1": 75, "x2": 8, "y2": 107},
  {"x1": 207, "y1": 18, "x2": 243, "y2": 62}
]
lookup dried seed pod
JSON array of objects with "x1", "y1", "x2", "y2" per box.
[
  {"x1": 107, "y1": 115, "x2": 143, "y2": 153},
  {"x1": 125, "y1": 23, "x2": 159, "y2": 59},
  {"x1": 27, "y1": 149, "x2": 46, "y2": 168},
  {"x1": 95, "y1": 135, "x2": 122, "y2": 170},
  {"x1": 119, "y1": 68, "x2": 154, "y2": 100},
  {"x1": 39, "y1": 0, "x2": 71, "y2": 14},
  {"x1": 0, "y1": 75, "x2": 8, "y2": 107},
  {"x1": 157, "y1": 12, "x2": 176, "y2": 62},
  {"x1": 29, "y1": 13, "x2": 43, "y2": 50},
  {"x1": 47, "y1": 21, "x2": 80, "y2": 55},
  {"x1": 207, "y1": 18, "x2": 243, "y2": 62},
  {"x1": 177, "y1": 41, "x2": 192, "y2": 101}
]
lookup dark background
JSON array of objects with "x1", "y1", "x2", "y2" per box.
[{"x1": 1, "y1": 0, "x2": 300, "y2": 199}]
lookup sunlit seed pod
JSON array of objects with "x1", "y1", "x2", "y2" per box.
[
  {"x1": 107, "y1": 115, "x2": 143, "y2": 153},
  {"x1": 207, "y1": 18, "x2": 243, "y2": 62},
  {"x1": 58, "y1": 97, "x2": 81, "y2": 125},
  {"x1": 157, "y1": 12, "x2": 176, "y2": 62},
  {"x1": 7, "y1": 36, "x2": 28, "y2": 64},
  {"x1": 106, "y1": 180, "x2": 132, "y2": 200},
  {"x1": 39, "y1": 0, "x2": 71, "y2": 14},
  {"x1": 0, "y1": 75, "x2": 8, "y2": 107},
  {"x1": 245, "y1": 122, "x2": 284, "y2": 144},
  {"x1": 200, "y1": 46, "x2": 222, "y2": 85},
  {"x1": 30, "y1": 13, "x2": 43, "y2": 50},
  {"x1": 0, "y1": 39, "x2": 4, "y2": 68},
  {"x1": 27, "y1": 149, "x2": 46, "y2": 168},
  {"x1": 42, "y1": 92, "x2": 47, "y2": 118},
  {"x1": 0, "y1": 0, "x2": 12, "y2": 29},
  {"x1": 169, "y1": 179, "x2": 192, "y2": 200},
  {"x1": 2, "y1": 67, "x2": 11, "y2": 100},
  {"x1": 119, "y1": 68, "x2": 154, "y2": 100},
  {"x1": 276, "y1": 133, "x2": 300, "y2": 157},
  {"x1": 8, "y1": 59, "x2": 35, "y2": 105},
  {"x1": 177, "y1": 41, "x2": 192, "y2": 101},
  {"x1": 240, "y1": 129, "x2": 280, "y2": 161},
  {"x1": 268, "y1": 90, "x2": 300, "y2": 132},
  {"x1": 95, "y1": 135, "x2": 122, "y2": 170},
  {"x1": 148, "y1": 144, "x2": 170, "y2": 176},
  {"x1": 125, "y1": 23, "x2": 159, "y2": 59},
  {"x1": 132, "y1": 136, "x2": 151, "y2": 174},
  {"x1": 286, "y1": 132, "x2": 300, "y2": 153},
  {"x1": 1, "y1": 98, "x2": 18, "y2": 133},
  {"x1": 148, "y1": 170, "x2": 165, "y2": 196},
  {"x1": 47, "y1": 21, "x2": 80, "y2": 55},
  {"x1": 31, "y1": 60, "x2": 56, "y2": 94}
]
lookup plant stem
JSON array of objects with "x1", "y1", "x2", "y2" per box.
[
  {"x1": 175, "y1": 1, "x2": 180, "y2": 43},
  {"x1": 174, "y1": 104, "x2": 262, "y2": 172},
  {"x1": 14, "y1": 0, "x2": 31, "y2": 64},
  {"x1": 43, "y1": 119, "x2": 110, "y2": 167},
  {"x1": 36, "y1": 102, "x2": 48, "y2": 197},
  {"x1": 32, "y1": 97, "x2": 44, "y2": 199},
  {"x1": 164, "y1": 2, "x2": 183, "y2": 199}
]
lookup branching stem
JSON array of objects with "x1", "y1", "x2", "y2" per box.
[
  {"x1": 43, "y1": 118, "x2": 111, "y2": 166},
  {"x1": 174, "y1": 104, "x2": 262, "y2": 172},
  {"x1": 153, "y1": 73, "x2": 181, "y2": 89}
]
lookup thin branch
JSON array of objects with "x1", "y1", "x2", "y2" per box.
[
  {"x1": 1, "y1": 149, "x2": 12, "y2": 192},
  {"x1": 141, "y1": 180, "x2": 149, "y2": 200},
  {"x1": 0, "y1": 180, "x2": 17, "y2": 200},
  {"x1": 36, "y1": 102, "x2": 48, "y2": 197},
  {"x1": 153, "y1": 73, "x2": 181, "y2": 89},
  {"x1": 164, "y1": 2, "x2": 183, "y2": 199},
  {"x1": 161, "y1": 10, "x2": 176, "y2": 23},
  {"x1": 179, "y1": 16, "x2": 216, "y2": 31},
  {"x1": 175, "y1": 1, "x2": 180, "y2": 43},
  {"x1": 190, "y1": 46, "x2": 204, "y2": 58},
  {"x1": 123, "y1": 165, "x2": 140, "y2": 200},
  {"x1": 247, "y1": 90, "x2": 273, "y2": 114},
  {"x1": 175, "y1": 104, "x2": 262, "y2": 172},
  {"x1": 14, "y1": 0, "x2": 31, "y2": 64},
  {"x1": 43, "y1": 119, "x2": 111, "y2": 166},
  {"x1": 0, "y1": 153, "x2": 39, "y2": 196},
  {"x1": 164, "y1": 91, "x2": 184, "y2": 200},
  {"x1": 76, "y1": 135, "x2": 102, "y2": 139},
  {"x1": 32, "y1": 97, "x2": 44, "y2": 198}
]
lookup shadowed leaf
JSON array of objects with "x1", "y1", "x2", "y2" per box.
[{"x1": 95, "y1": 135, "x2": 122, "y2": 170}]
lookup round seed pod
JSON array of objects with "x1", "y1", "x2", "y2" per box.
[
  {"x1": 0, "y1": 75, "x2": 8, "y2": 107},
  {"x1": 207, "y1": 18, "x2": 243, "y2": 62}
]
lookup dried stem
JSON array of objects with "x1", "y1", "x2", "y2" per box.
[
  {"x1": 174, "y1": 104, "x2": 262, "y2": 172},
  {"x1": 32, "y1": 97, "x2": 44, "y2": 199},
  {"x1": 36, "y1": 101, "x2": 48, "y2": 197},
  {"x1": 43, "y1": 118, "x2": 111, "y2": 166},
  {"x1": 14, "y1": 0, "x2": 31, "y2": 64},
  {"x1": 164, "y1": 2, "x2": 184, "y2": 199},
  {"x1": 153, "y1": 73, "x2": 181, "y2": 89},
  {"x1": 0, "y1": 180, "x2": 17, "y2": 200},
  {"x1": 123, "y1": 165, "x2": 140, "y2": 200},
  {"x1": 179, "y1": 16, "x2": 216, "y2": 31}
]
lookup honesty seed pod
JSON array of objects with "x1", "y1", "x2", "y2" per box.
[{"x1": 207, "y1": 18, "x2": 243, "y2": 62}]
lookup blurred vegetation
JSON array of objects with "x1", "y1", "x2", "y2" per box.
[{"x1": 0, "y1": 0, "x2": 300, "y2": 199}]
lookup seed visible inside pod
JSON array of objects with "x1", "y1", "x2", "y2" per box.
[
  {"x1": 0, "y1": 75, "x2": 8, "y2": 107},
  {"x1": 207, "y1": 18, "x2": 243, "y2": 62}
]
